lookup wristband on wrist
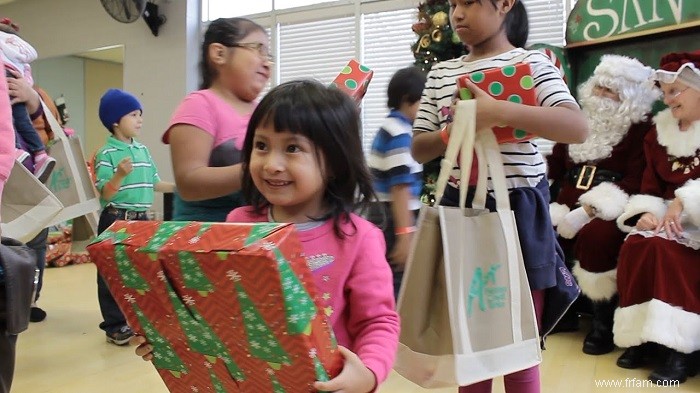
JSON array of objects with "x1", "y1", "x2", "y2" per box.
[
  {"x1": 439, "y1": 126, "x2": 450, "y2": 145},
  {"x1": 395, "y1": 226, "x2": 417, "y2": 235},
  {"x1": 106, "y1": 182, "x2": 119, "y2": 192}
]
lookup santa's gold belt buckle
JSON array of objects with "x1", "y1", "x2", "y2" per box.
[{"x1": 576, "y1": 165, "x2": 597, "y2": 190}]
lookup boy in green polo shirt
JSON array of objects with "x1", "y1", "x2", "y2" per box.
[{"x1": 93, "y1": 88, "x2": 174, "y2": 345}]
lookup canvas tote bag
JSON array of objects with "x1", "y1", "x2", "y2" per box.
[
  {"x1": 0, "y1": 162, "x2": 63, "y2": 243},
  {"x1": 394, "y1": 100, "x2": 541, "y2": 388},
  {"x1": 42, "y1": 100, "x2": 100, "y2": 232}
]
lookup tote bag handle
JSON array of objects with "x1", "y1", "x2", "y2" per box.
[{"x1": 433, "y1": 100, "x2": 510, "y2": 210}]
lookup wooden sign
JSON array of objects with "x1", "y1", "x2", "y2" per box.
[{"x1": 566, "y1": 0, "x2": 700, "y2": 47}]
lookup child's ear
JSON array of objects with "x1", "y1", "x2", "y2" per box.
[{"x1": 500, "y1": 0, "x2": 516, "y2": 14}]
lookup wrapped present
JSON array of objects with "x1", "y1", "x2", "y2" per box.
[
  {"x1": 87, "y1": 221, "x2": 343, "y2": 393},
  {"x1": 457, "y1": 63, "x2": 537, "y2": 143},
  {"x1": 330, "y1": 59, "x2": 373, "y2": 104}
]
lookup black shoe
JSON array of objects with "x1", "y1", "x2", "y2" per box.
[
  {"x1": 582, "y1": 297, "x2": 617, "y2": 355},
  {"x1": 550, "y1": 308, "x2": 579, "y2": 334},
  {"x1": 649, "y1": 349, "x2": 697, "y2": 384},
  {"x1": 29, "y1": 307, "x2": 47, "y2": 322},
  {"x1": 617, "y1": 344, "x2": 653, "y2": 369},
  {"x1": 583, "y1": 329, "x2": 615, "y2": 355},
  {"x1": 106, "y1": 325, "x2": 134, "y2": 346}
]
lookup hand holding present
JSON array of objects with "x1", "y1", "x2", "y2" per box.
[{"x1": 314, "y1": 346, "x2": 376, "y2": 393}]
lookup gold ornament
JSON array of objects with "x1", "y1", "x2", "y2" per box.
[
  {"x1": 431, "y1": 28, "x2": 443, "y2": 43},
  {"x1": 432, "y1": 11, "x2": 448, "y2": 27},
  {"x1": 419, "y1": 34, "x2": 431, "y2": 48},
  {"x1": 451, "y1": 31, "x2": 461, "y2": 44}
]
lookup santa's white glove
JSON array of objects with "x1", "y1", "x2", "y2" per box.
[{"x1": 557, "y1": 206, "x2": 593, "y2": 239}]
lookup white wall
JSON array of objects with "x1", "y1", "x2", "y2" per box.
[
  {"x1": 0, "y1": 0, "x2": 202, "y2": 212},
  {"x1": 32, "y1": 56, "x2": 86, "y2": 139}
]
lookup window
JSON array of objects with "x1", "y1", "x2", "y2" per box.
[
  {"x1": 361, "y1": 8, "x2": 420, "y2": 153},
  {"x1": 278, "y1": 17, "x2": 356, "y2": 85},
  {"x1": 202, "y1": 0, "x2": 272, "y2": 20},
  {"x1": 204, "y1": 0, "x2": 577, "y2": 155},
  {"x1": 275, "y1": 0, "x2": 338, "y2": 10}
]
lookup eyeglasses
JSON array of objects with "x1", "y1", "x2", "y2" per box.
[
  {"x1": 663, "y1": 86, "x2": 690, "y2": 99},
  {"x1": 225, "y1": 42, "x2": 274, "y2": 63}
]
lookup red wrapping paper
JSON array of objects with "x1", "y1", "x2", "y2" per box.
[
  {"x1": 87, "y1": 221, "x2": 343, "y2": 393},
  {"x1": 330, "y1": 59, "x2": 373, "y2": 104},
  {"x1": 458, "y1": 63, "x2": 537, "y2": 143}
]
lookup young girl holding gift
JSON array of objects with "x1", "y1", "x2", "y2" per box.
[
  {"x1": 134, "y1": 80, "x2": 400, "y2": 393},
  {"x1": 411, "y1": 1, "x2": 588, "y2": 393}
]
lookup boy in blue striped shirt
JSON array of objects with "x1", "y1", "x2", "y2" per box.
[
  {"x1": 367, "y1": 67, "x2": 426, "y2": 299},
  {"x1": 93, "y1": 88, "x2": 174, "y2": 345}
]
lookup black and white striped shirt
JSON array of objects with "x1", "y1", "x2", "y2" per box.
[{"x1": 414, "y1": 48, "x2": 577, "y2": 190}]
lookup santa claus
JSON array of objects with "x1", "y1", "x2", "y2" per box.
[
  {"x1": 547, "y1": 54, "x2": 659, "y2": 355},
  {"x1": 612, "y1": 50, "x2": 700, "y2": 384}
]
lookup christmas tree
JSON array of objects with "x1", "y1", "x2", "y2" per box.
[
  {"x1": 311, "y1": 349, "x2": 330, "y2": 382},
  {"x1": 114, "y1": 245, "x2": 150, "y2": 294},
  {"x1": 411, "y1": 0, "x2": 467, "y2": 73},
  {"x1": 165, "y1": 281, "x2": 245, "y2": 381},
  {"x1": 235, "y1": 281, "x2": 291, "y2": 367},
  {"x1": 412, "y1": 0, "x2": 468, "y2": 204},
  {"x1": 273, "y1": 248, "x2": 317, "y2": 335},
  {"x1": 209, "y1": 368, "x2": 227, "y2": 393},
  {"x1": 269, "y1": 371, "x2": 287, "y2": 393},
  {"x1": 178, "y1": 251, "x2": 214, "y2": 295},
  {"x1": 132, "y1": 303, "x2": 188, "y2": 377},
  {"x1": 244, "y1": 223, "x2": 281, "y2": 246},
  {"x1": 144, "y1": 222, "x2": 190, "y2": 250}
]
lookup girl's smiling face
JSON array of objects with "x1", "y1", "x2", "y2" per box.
[{"x1": 249, "y1": 125, "x2": 328, "y2": 223}]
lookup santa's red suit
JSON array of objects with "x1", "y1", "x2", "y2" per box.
[
  {"x1": 548, "y1": 120, "x2": 650, "y2": 301},
  {"x1": 613, "y1": 108, "x2": 700, "y2": 355}
]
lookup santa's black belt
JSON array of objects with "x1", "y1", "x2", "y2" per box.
[{"x1": 566, "y1": 165, "x2": 622, "y2": 191}]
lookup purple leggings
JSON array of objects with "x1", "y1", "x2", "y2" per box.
[{"x1": 458, "y1": 289, "x2": 545, "y2": 393}]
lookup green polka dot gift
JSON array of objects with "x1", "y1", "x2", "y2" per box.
[
  {"x1": 458, "y1": 63, "x2": 537, "y2": 144},
  {"x1": 330, "y1": 59, "x2": 374, "y2": 104}
]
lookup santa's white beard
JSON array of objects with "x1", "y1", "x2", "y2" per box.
[{"x1": 569, "y1": 94, "x2": 633, "y2": 163}]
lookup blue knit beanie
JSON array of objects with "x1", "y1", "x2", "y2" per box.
[{"x1": 98, "y1": 89, "x2": 142, "y2": 132}]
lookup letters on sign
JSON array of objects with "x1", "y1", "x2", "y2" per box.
[{"x1": 566, "y1": 0, "x2": 696, "y2": 44}]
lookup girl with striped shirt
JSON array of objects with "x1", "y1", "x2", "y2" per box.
[{"x1": 411, "y1": 1, "x2": 589, "y2": 393}]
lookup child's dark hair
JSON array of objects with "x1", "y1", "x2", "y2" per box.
[
  {"x1": 387, "y1": 67, "x2": 427, "y2": 110},
  {"x1": 200, "y1": 17, "x2": 265, "y2": 89},
  {"x1": 241, "y1": 80, "x2": 377, "y2": 238},
  {"x1": 480, "y1": 0, "x2": 528, "y2": 48}
]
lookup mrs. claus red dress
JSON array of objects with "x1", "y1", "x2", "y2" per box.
[{"x1": 613, "y1": 108, "x2": 700, "y2": 354}]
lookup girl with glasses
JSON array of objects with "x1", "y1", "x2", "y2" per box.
[{"x1": 162, "y1": 17, "x2": 272, "y2": 222}]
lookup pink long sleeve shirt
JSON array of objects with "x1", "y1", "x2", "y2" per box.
[
  {"x1": 0, "y1": 64, "x2": 15, "y2": 184},
  {"x1": 227, "y1": 206, "x2": 400, "y2": 385}
]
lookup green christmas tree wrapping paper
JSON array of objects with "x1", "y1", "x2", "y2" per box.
[
  {"x1": 87, "y1": 221, "x2": 343, "y2": 393},
  {"x1": 457, "y1": 63, "x2": 537, "y2": 144}
]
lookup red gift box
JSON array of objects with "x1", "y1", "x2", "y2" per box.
[
  {"x1": 330, "y1": 59, "x2": 373, "y2": 104},
  {"x1": 457, "y1": 63, "x2": 537, "y2": 143},
  {"x1": 87, "y1": 221, "x2": 343, "y2": 393}
]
